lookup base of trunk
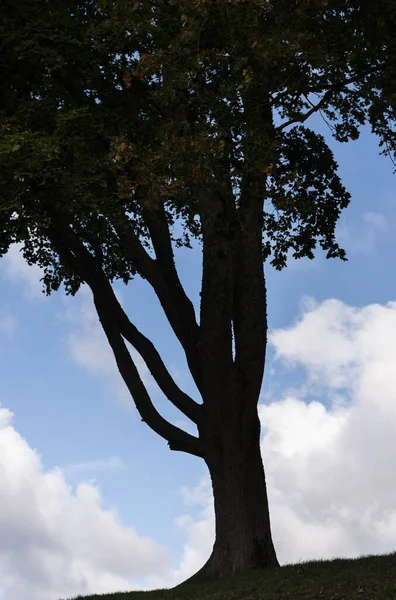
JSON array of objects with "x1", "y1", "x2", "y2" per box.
[
  {"x1": 177, "y1": 535, "x2": 279, "y2": 586},
  {"x1": 178, "y1": 394, "x2": 279, "y2": 587}
]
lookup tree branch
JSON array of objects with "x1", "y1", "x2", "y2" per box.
[
  {"x1": 275, "y1": 88, "x2": 334, "y2": 132},
  {"x1": 273, "y1": 64, "x2": 389, "y2": 131},
  {"x1": 45, "y1": 224, "x2": 204, "y2": 457},
  {"x1": 43, "y1": 199, "x2": 202, "y2": 394},
  {"x1": 232, "y1": 85, "x2": 272, "y2": 399},
  {"x1": 271, "y1": 64, "x2": 386, "y2": 106},
  {"x1": 196, "y1": 185, "x2": 235, "y2": 397},
  {"x1": 308, "y1": 66, "x2": 382, "y2": 93},
  {"x1": 93, "y1": 290, "x2": 204, "y2": 458},
  {"x1": 45, "y1": 222, "x2": 203, "y2": 427},
  {"x1": 139, "y1": 196, "x2": 201, "y2": 376},
  {"x1": 94, "y1": 277, "x2": 204, "y2": 426},
  {"x1": 110, "y1": 212, "x2": 203, "y2": 392}
]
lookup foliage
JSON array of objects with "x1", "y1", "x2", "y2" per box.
[{"x1": 2, "y1": 0, "x2": 395, "y2": 294}]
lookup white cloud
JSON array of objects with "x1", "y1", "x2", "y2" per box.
[
  {"x1": 0, "y1": 244, "x2": 44, "y2": 299},
  {"x1": 269, "y1": 297, "x2": 365, "y2": 389},
  {"x1": 269, "y1": 297, "x2": 396, "y2": 393},
  {"x1": 263, "y1": 298, "x2": 396, "y2": 563},
  {"x1": 143, "y1": 476, "x2": 215, "y2": 591},
  {"x1": 0, "y1": 403, "x2": 172, "y2": 600},
  {"x1": 3, "y1": 295, "x2": 396, "y2": 599},
  {"x1": 165, "y1": 297, "x2": 396, "y2": 570}
]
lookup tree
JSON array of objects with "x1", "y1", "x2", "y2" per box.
[{"x1": 1, "y1": 0, "x2": 396, "y2": 585}]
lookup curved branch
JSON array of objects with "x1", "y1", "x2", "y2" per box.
[
  {"x1": 43, "y1": 201, "x2": 202, "y2": 393},
  {"x1": 111, "y1": 214, "x2": 202, "y2": 392},
  {"x1": 93, "y1": 290, "x2": 204, "y2": 458},
  {"x1": 45, "y1": 221, "x2": 203, "y2": 426},
  {"x1": 94, "y1": 276, "x2": 203, "y2": 425},
  {"x1": 140, "y1": 198, "x2": 201, "y2": 361}
]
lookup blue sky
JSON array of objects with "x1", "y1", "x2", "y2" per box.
[{"x1": 1, "y1": 116, "x2": 396, "y2": 600}]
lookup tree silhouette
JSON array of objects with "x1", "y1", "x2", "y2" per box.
[{"x1": 1, "y1": 0, "x2": 395, "y2": 584}]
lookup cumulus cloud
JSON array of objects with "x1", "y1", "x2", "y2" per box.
[
  {"x1": 3, "y1": 296, "x2": 396, "y2": 599},
  {"x1": 265, "y1": 298, "x2": 396, "y2": 563},
  {"x1": 0, "y1": 403, "x2": 172, "y2": 600},
  {"x1": 167, "y1": 297, "x2": 396, "y2": 569},
  {"x1": 270, "y1": 297, "x2": 396, "y2": 393},
  {"x1": 172, "y1": 477, "x2": 215, "y2": 582}
]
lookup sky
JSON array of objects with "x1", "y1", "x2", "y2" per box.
[{"x1": 1, "y1": 114, "x2": 396, "y2": 600}]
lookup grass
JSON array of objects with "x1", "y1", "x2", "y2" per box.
[{"x1": 61, "y1": 551, "x2": 396, "y2": 600}]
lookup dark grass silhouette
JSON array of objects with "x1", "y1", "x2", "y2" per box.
[{"x1": 60, "y1": 551, "x2": 396, "y2": 600}]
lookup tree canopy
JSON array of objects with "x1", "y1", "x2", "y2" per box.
[{"x1": 2, "y1": 0, "x2": 395, "y2": 296}]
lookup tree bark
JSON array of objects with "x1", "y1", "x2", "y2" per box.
[
  {"x1": 181, "y1": 153, "x2": 279, "y2": 583},
  {"x1": 181, "y1": 376, "x2": 279, "y2": 585}
]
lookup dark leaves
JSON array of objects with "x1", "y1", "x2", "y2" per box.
[
  {"x1": 265, "y1": 126, "x2": 351, "y2": 269},
  {"x1": 0, "y1": 0, "x2": 395, "y2": 292}
]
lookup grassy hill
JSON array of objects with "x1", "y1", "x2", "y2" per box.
[{"x1": 62, "y1": 551, "x2": 396, "y2": 600}]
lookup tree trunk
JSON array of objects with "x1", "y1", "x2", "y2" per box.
[{"x1": 181, "y1": 394, "x2": 279, "y2": 585}]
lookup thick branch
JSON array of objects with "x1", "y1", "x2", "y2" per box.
[
  {"x1": 93, "y1": 290, "x2": 204, "y2": 458},
  {"x1": 233, "y1": 85, "x2": 272, "y2": 399},
  {"x1": 124, "y1": 58, "x2": 202, "y2": 390},
  {"x1": 45, "y1": 222, "x2": 203, "y2": 427},
  {"x1": 197, "y1": 186, "x2": 236, "y2": 398},
  {"x1": 110, "y1": 214, "x2": 202, "y2": 392},
  {"x1": 44, "y1": 200, "x2": 202, "y2": 393},
  {"x1": 94, "y1": 277, "x2": 203, "y2": 425},
  {"x1": 138, "y1": 198, "x2": 202, "y2": 382},
  {"x1": 46, "y1": 225, "x2": 204, "y2": 457},
  {"x1": 139, "y1": 198, "x2": 179, "y2": 275}
]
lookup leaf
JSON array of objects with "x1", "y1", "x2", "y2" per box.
[{"x1": 122, "y1": 74, "x2": 133, "y2": 88}]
